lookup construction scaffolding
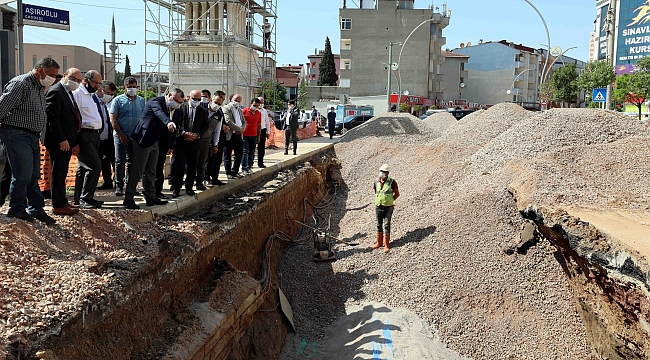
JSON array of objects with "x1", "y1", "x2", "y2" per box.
[{"x1": 143, "y1": 0, "x2": 277, "y2": 101}]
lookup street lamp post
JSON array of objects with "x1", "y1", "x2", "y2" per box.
[
  {"x1": 523, "y1": 0, "x2": 551, "y2": 86},
  {"x1": 395, "y1": 18, "x2": 436, "y2": 111},
  {"x1": 386, "y1": 42, "x2": 401, "y2": 112},
  {"x1": 508, "y1": 68, "x2": 534, "y2": 102}
]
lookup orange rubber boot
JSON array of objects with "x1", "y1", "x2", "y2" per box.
[
  {"x1": 384, "y1": 234, "x2": 390, "y2": 253},
  {"x1": 372, "y1": 232, "x2": 384, "y2": 249}
]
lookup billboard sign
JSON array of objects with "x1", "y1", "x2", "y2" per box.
[
  {"x1": 599, "y1": 4, "x2": 609, "y2": 60},
  {"x1": 22, "y1": 3, "x2": 70, "y2": 31},
  {"x1": 616, "y1": 0, "x2": 650, "y2": 65}
]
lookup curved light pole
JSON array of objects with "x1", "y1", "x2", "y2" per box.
[
  {"x1": 507, "y1": 68, "x2": 534, "y2": 101},
  {"x1": 523, "y1": 0, "x2": 552, "y2": 86},
  {"x1": 395, "y1": 18, "x2": 435, "y2": 112},
  {"x1": 538, "y1": 45, "x2": 578, "y2": 82}
]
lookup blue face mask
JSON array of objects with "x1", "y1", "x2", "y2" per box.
[{"x1": 167, "y1": 100, "x2": 180, "y2": 109}]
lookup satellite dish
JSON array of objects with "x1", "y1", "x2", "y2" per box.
[
  {"x1": 390, "y1": 63, "x2": 398, "y2": 71},
  {"x1": 460, "y1": 83, "x2": 465, "y2": 88},
  {"x1": 403, "y1": 90, "x2": 410, "y2": 95},
  {"x1": 550, "y1": 46, "x2": 562, "y2": 57}
]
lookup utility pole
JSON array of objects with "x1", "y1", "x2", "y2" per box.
[
  {"x1": 605, "y1": 0, "x2": 617, "y2": 110},
  {"x1": 17, "y1": 0, "x2": 24, "y2": 74}
]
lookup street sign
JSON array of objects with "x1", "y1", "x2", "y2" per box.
[
  {"x1": 22, "y1": 3, "x2": 70, "y2": 31},
  {"x1": 592, "y1": 88, "x2": 607, "y2": 103},
  {"x1": 550, "y1": 46, "x2": 562, "y2": 57}
]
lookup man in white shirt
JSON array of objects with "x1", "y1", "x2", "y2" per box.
[
  {"x1": 72, "y1": 70, "x2": 105, "y2": 209},
  {"x1": 221, "y1": 94, "x2": 247, "y2": 179},
  {"x1": 257, "y1": 97, "x2": 272, "y2": 168}
]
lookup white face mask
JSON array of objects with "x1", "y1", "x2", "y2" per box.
[
  {"x1": 201, "y1": 97, "x2": 209, "y2": 103},
  {"x1": 167, "y1": 99, "x2": 180, "y2": 109},
  {"x1": 379, "y1": 172, "x2": 387, "y2": 179},
  {"x1": 101, "y1": 94, "x2": 114, "y2": 103},
  {"x1": 233, "y1": 101, "x2": 240, "y2": 108},
  {"x1": 250, "y1": 105, "x2": 257, "y2": 112},
  {"x1": 126, "y1": 88, "x2": 137, "y2": 97},
  {"x1": 64, "y1": 78, "x2": 79, "y2": 91},
  {"x1": 190, "y1": 100, "x2": 200, "y2": 108},
  {"x1": 40, "y1": 74, "x2": 56, "y2": 88},
  {"x1": 210, "y1": 102, "x2": 220, "y2": 111}
]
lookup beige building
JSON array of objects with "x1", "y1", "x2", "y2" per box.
[
  {"x1": 440, "y1": 50, "x2": 469, "y2": 103},
  {"x1": 18, "y1": 44, "x2": 113, "y2": 81}
]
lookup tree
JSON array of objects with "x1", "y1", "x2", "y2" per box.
[
  {"x1": 539, "y1": 81, "x2": 554, "y2": 104},
  {"x1": 317, "y1": 37, "x2": 338, "y2": 86},
  {"x1": 551, "y1": 63, "x2": 578, "y2": 107},
  {"x1": 114, "y1": 71, "x2": 124, "y2": 88},
  {"x1": 399, "y1": 103, "x2": 410, "y2": 113},
  {"x1": 124, "y1": 55, "x2": 132, "y2": 78},
  {"x1": 613, "y1": 72, "x2": 650, "y2": 119},
  {"x1": 576, "y1": 60, "x2": 616, "y2": 93},
  {"x1": 257, "y1": 80, "x2": 287, "y2": 111},
  {"x1": 298, "y1": 79, "x2": 308, "y2": 109}
]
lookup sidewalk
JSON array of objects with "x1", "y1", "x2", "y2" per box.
[{"x1": 40, "y1": 134, "x2": 341, "y2": 222}]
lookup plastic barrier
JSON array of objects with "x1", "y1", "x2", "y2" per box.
[{"x1": 265, "y1": 121, "x2": 317, "y2": 148}]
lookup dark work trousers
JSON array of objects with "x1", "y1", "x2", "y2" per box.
[
  {"x1": 257, "y1": 129, "x2": 267, "y2": 166},
  {"x1": 98, "y1": 138, "x2": 115, "y2": 187},
  {"x1": 196, "y1": 140, "x2": 210, "y2": 185},
  {"x1": 126, "y1": 141, "x2": 159, "y2": 202},
  {"x1": 155, "y1": 131, "x2": 170, "y2": 195},
  {"x1": 0, "y1": 157, "x2": 11, "y2": 206},
  {"x1": 113, "y1": 134, "x2": 133, "y2": 191},
  {"x1": 171, "y1": 140, "x2": 201, "y2": 192},
  {"x1": 223, "y1": 133, "x2": 243, "y2": 175},
  {"x1": 285, "y1": 128, "x2": 297, "y2": 153},
  {"x1": 207, "y1": 131, "x2": 227, "y2": 183},
  {"x1": 74, "y1": 129, "x2": 102, "y2": 203},
  {"x1": 46, "y1": 146, "x2": 73, "y2": 209},
  {"x1": 328, "y1": 121, "x2": 336, "y2": 139}
]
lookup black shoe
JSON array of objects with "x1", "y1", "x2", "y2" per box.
[
  {"x1": 293, "y1": 151, "x2": 297, "y2": 155},
  {"x1": 79, "y1": 200, "x2": 101, "y2": 209},
  {"x1": 284, "y1": 150, "x2": 288, "y2": 155},
  {"x1": 258, "y1": 164, "x2": 267, "y2": 168},
  {"x1": 169, "y1": 185, "x2": 176, "y2": 192},
  {"x1": 123, "y1": 200, "x2": 141, "y2": 210},
  {"x1": 31, "y1": 211, "x2": 56, "y2": 225},
  {"x1": 83, "y1": 198, "x2": 104, "y2": 206},
  {"x1": 115, "y1": 187, "x2": 124, "y2": 196},
  {"x1": 211, "y1": 179, "x2": 226, "y2": 186},
  {"x1": 186, "y1": 189, "x2": 196, "y2": 196},
  {"x1": 7, "y1": 209, "x2": 35, "y2": 222},
  {"x1": 146, "y1": 198, "x2": 168, "y2": 206},
  {"x1": 156, "y1": 193, "x2": 168, "y2": 199},
  {"x1": 196, "y1": 184, "x2": 207, "y2": 191},
  {"x1": 172, "y1": 191, "x2": 180, "y2": 198},
  {"x1": 97, "y1": 182, "x2": 113, "y2": 190}
]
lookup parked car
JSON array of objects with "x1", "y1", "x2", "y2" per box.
[{"x1": 334, "y1": 115, "x2": 374, "y2": 134}]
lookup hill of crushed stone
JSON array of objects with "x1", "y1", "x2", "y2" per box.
[{"x1": 280, "y1": 104, "x2": 650, "y2": 359}]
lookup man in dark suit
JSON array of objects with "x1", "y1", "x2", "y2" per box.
[
  {"x1": 171, "y1": 89, "x2": 209, "y2": 198},
  {"x1": 282, "y1": 100, "x2": 300, "y2": 155},
  {"x1": 44, "y1": 67, "x2": 83, "y2": 216},
  {"x1": 122, "y1": 89, "x2": 183, "y2": 209}
]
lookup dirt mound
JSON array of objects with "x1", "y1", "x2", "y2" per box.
[
  {"x1": 340, "y1": 112, "x2": 434, "y2": 144},
  {"x1": 470, "y1": 108, "x2": 650, "y2": 174},
  {"x1": 420, "y1": 111, "x2": 458, "y2": 138}
]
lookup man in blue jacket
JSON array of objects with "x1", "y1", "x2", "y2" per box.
[{"x1": 122, "y1": 89, "x2": 184, "y2": 209}]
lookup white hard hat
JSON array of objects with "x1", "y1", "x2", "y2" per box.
[{"x1": 379, "y1": 164, "x2": 390, "y2": 172}]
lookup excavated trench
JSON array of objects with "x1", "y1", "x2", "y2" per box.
[{"x1": 10, "y1": 146, "x2": 650, "y2": 360}]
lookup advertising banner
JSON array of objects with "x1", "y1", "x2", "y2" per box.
[{"x1": 616, "y1": 0, "x2": 650, "y2": 65}]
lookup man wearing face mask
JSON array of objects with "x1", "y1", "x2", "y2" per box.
[
  {"x1": 109, "y1": 77, "x2": 145, "y2": 197},
  {"x1": 72, "y1": 70, "x2": 105, "y2": 209},
  {"x1": 283, "y1": 100, "x2": 300, "y2": 155},
  {"x1": 0, "y1": 57, "x2": 60, "y2": 224},
  {"x1": 372, "y1": 164, "x2": 400, "y2": 253},
  {"x1": 122, "y1": 89, "x2": 182, "y2": 209},
  {"x1": 170, "y1": 89, "x2": 209, "y2": 198},
  {"x1": 96, "y1": 81, "x2": 117, "y2": 191},
  {"x1": 207, "y1": 91, "x2": 228, "y2": 186},
  {"x1": 221, "y1": 94, "x2": 247, "y2": 179},
  {"x1": 195, "y1": 90, "x2": 220, "y2": 190},
  {"x1": 200, "y1": 89, "x2": 211, "y2": 109},
  {"x1": 44, "y1": 67, "x2": 83, "y2": 216},
  {"x1": 241, "y1": 98, "x2": 262, "y2": 175}
]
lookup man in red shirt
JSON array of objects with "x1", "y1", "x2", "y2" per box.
[{"x1": 241, "y1": 98, "x2": 262, "y2": 175}]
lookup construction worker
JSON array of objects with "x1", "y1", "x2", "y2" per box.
[{"x1": 372, "y1": 164, "x2": 399, "y2": 253}]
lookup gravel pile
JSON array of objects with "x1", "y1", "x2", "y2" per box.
[
  {"x1": 420, "y1": 111, "x2": 458, "y2": 139},
  {"x1": 278, "y1": 104, "x2": 650, "y2": 359},
  {"x1": 340, "y1": 112, "x2": 437, "y2": 144}
]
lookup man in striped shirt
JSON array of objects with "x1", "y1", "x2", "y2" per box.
[{"x1": 0, "y1": 57, "x2": 59, "y2": 224}]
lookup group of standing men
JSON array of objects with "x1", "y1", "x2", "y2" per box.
[{"x1": 0, "y1": 57, "x2": 289, "y2": 224}]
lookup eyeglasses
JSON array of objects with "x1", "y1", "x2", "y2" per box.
[
  {"x1": 191, "y1": 97, "x2": 202, "y2": 101},
  {"x1": 88, "y1": 78, "x2": 101, "y2": 86},
  {"x1": 68, "y1": 75, "x2": 82, "y2": 83}
]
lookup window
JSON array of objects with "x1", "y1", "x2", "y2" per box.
[
  {"x1": 339, "y1": 78, "x2": 350, "y2": 88},
  {"x1": 62, "y1": 56, "x2": 67, "y2": 70},
  {"x1": 340, "y1": 18, "x2": 351, "y2": 30},
  {"x1": 341, "y1": 39, "x2": 351, "y2": 50},
  {"x1": 343, "y1": 60, "x2": 351, "y2": 70}
]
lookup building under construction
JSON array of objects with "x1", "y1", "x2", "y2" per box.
[{"x1": 144, "y1": 0, "x2": 277, "y2": 101}]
